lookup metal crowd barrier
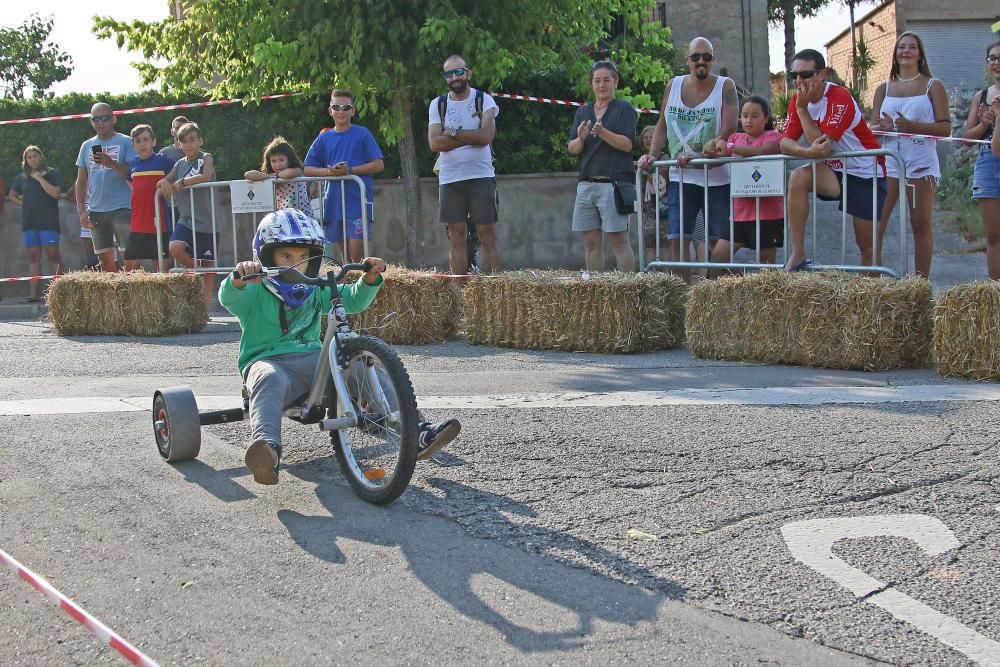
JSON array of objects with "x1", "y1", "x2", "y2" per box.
[
  {"x1": 152, "y1": 175, "x2": 371, "y2": 273},
  {"x1": 635, "y1": 148, "x2": 909, "y2": 278}
]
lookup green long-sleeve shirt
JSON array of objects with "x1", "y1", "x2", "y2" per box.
[{"x1": 218, "y1": 274, "x2": 383, "y2": 374}]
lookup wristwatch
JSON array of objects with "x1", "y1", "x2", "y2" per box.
[{"x1": 449, "y1": 127, "x2": 458, "y2": 138}]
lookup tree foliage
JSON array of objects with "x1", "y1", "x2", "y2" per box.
[
  {"x1": 0, "y1": 14, "x2": 73, "y2": 99},
  {"x1": 767, "y1": 0, "x2": 832, "y2": 74},
  {"x1": 94, "y1": 1, "x2": 672, "y2": 266}
]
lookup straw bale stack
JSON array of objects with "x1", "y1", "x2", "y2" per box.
[
  {"x1": 463, "y1": 271, "x2": 688, "y2": 353},
  {"x1": 934, "y1": 282, "x2": 1000, "y2": 380},
  {"x1": 686, "y1": 270, "x2": 932, "y2": 370},
  {"x1": 47, "y1": 271, "x2": 208, "y2": 336},
  {"x1": 340, "y1": 266, "x2": 463, "y2": 345}
]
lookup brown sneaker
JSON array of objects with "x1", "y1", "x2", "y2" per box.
[{"x1": 245, "y1": 439, "x2": 280, "y2": 485}]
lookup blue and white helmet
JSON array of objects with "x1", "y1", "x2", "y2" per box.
[{"x1": 252, "y1": 208, "x2": 327, "y2": 308}]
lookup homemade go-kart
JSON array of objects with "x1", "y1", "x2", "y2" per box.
[{"x1": 152, "y1": 261, "x2": 419, "y2": 505}]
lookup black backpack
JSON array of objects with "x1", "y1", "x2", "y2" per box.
[{"x1": 437, "y1": 89, "x2": 495, "y2": 161}]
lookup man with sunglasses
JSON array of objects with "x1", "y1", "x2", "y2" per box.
[
  {"x1": 75, "y1": 102, "x2": 137, "y2": 272},
  {"x1": 304, "y1": 90, "x2": 385, "y2": 263},
  {"x1": 638, "y1": 37, "x2": 738, "y2": 281},
  {"x1": 779, "y1": 49, "x2": 886, "y2": 272},
  {"x1": 428, "y1": 55, "x2": 502, "y2": 275}
]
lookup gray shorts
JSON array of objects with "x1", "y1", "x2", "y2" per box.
[
  {"x1": 439, "y1": 177, "x2": 498, "y2": 226},
  {"x1": 88, "y1": 208, "x2": 131, "y2": 254},
  {"x1": 572, "y1": 181, "x2": 630, "y2": 233}
]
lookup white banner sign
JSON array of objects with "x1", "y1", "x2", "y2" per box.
[
  {"x1": 229, "y1": 181, "x2": 275, "y2": 214},
  {"x1": 730, "y1": 161, "x2": 785, "y2": 198}
]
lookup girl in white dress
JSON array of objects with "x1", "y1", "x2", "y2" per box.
[{"x1": 871, "y1": 31, "x2": 951, "y2": 278}]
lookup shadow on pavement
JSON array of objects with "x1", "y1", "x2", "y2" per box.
[
  {"x1": 170, "y1": 460, "x2": 255, "y2": 503},
  {"x1": 278, "y1": 458, "x2": 684, "y2": 653}
]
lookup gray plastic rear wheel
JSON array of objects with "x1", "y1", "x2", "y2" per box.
[{"x1": 153, "y1": 387, "x2": 201, "y2": 462}]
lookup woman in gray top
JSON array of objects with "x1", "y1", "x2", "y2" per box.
[{"x1": 567, "y1": 61, "x2": 638, "y2": 272}]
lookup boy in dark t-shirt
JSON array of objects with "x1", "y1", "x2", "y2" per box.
[{"x1": 126, "y1": 124, "x2": 176, "y2": 272}]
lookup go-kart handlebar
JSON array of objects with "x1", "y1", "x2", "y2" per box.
[{"x1": 234, "y1": 262, "x2": 372, "y2": 285}]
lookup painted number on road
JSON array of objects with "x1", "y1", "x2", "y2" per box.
[{"x1": 781, "y1": 514, "x2": 1000, "y2": 666}]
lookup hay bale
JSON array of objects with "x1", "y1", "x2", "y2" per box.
[
  {"x1": 47, "y1": 271, "x2": 208, "y2": 336},
  {"x1": 686, "y1": 270, "x2": 933, "y2": 370},
  {"x1": 934, "y1": 282, "x2": 1000, "y2": 381},
  {"x1": 463, "y1": 271, "x2": 688, "y2": 353},
  {"x1": 341, "y1": 266, "x2": 462, "y2": 345}
]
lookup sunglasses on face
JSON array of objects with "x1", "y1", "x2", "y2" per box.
[
  {"x1": 329, "y1": 103, "x2": 354, "y2": 111},
  {"x1": 987, "y1": 55, "x2": 1000, "y2": 64},
  {"x1": 91, "y1": 114, "x2": 113, "y2": 123},
  {"x1": 442, "y1": 67, "x2": 468, "y2": 79},
  {"x1": 789, "y1": 69, "x2": 821, "y2": 80},
  {"x1": 688, "y1": 53, "x2": 714, "y2": 63}
]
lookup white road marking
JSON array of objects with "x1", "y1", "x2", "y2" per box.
[
  {"x1": 2, "y1": 384, "x2": 1000, "y2": 416},
  {"x1": 782, "y1": 515, "x2": 1000, "y2": 666}
]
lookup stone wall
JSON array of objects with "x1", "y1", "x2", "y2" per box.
[{"x1": 0, "y1": 172, "x2": 621, "y2": 298}]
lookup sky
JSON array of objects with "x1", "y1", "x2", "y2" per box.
[
  {"x1": 767, "y1": 0, "x2": 881, "y2": 72},
  {"x1": 2, "y1": 0, "x2": 881, "y2": 98}
]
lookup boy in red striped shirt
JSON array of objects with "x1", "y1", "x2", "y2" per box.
[{"x1": 126, "y1": 125, "x2": 176, "y2": 272}]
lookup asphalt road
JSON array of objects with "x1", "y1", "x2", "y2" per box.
[{"x1": 1, "y1": 210, "x2": 998, "y2": 665}]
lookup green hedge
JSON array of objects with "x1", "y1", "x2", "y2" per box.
[{"x1": 0, "y1": 74, "x2": 653, "y2": 190}]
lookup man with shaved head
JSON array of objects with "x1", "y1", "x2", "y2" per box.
[
  {"x1": 639, "y1": 37, "x2": 738, "y2": 280},
  {"x1": 75, "y1": 102, "x2": 137, "y2": 272}
]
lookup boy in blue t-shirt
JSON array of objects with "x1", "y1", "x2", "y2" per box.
[{"x1": 303, "y1": 90, "x2": 385, "y2": 263}]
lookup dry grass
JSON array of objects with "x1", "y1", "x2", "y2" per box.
[
  {"x1": 934, "y1": 282, "x2": 1000, "y2": 381},
  {"x1": 47, "y1": 271, "x2": 208, "y2": 336},
  {"x1": 686, "y1": 270, "x2": 933, "y2": 370},
  {"x1": 334, "y1": 266, "x2": 463, "y2": 345},
  {"x1": 463, "y1": 270, "x2": 688, "y2": 353}
]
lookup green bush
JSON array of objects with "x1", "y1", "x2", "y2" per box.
[
  {"x1": 937, "y1": 151, "x2": 980, "y2": 240},
  {"x1": 0, "y1": 71, "x2": 661, "y2": 190}
]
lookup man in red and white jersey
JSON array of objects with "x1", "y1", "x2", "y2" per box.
[{"x1": 780, "y1": 48, "x2": 887, "y2": 271}]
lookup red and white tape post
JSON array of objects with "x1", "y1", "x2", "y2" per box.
[{"x1": 0, "y1": 547, "x2": 159, "y2": 666}]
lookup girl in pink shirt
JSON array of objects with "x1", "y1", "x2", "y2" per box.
[{"x1": 708, "y1": 96, "x2": 785, "y2": 265}]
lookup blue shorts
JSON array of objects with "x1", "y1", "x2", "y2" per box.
[
  {"x1": 169, "y1": 224, "x2": 218, "y2": 262},
  {"x1": 667, "y1": 182, "x2": 730, "y2": 241},
  {"x1": 325, "y1": 217, "x2": 372, "y2": 242},
  {"x1": 817, "y1": 171, "x2": 888, "y2": 221},
  {"x1": 23, "y1": 230, "x2": 60, "y2": 248},
  {"x1": 972, "y1": 150, "x2": 1000, "y2": 200}
]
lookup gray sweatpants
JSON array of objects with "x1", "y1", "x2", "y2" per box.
[
  {"x1": 245, "y1": 351, "x2": 320, "y2": 447},
  {"x1": 244, "y1": 349, "x2": 428, "y2": 449}
]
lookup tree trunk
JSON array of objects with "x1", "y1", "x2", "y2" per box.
[
  {"x1": 394, "y1": 85, "x2": 425, "y2": 268},
  {"x1": 848, "y1": 0, "x2": 858, "y2": 89},
  {"x1": 783, "y1": 0, "x2": 796, "y2": 85}
]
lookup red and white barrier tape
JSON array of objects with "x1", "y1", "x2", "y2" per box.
[
  {"x1": 488, "y1": 91, "x2": 660, "y2": 114},
  {"x1": 872, "y1": 129, "x2": 989, "y2": 145},
  {"x1": 0, "y1": 274, "x2": 62, "y2": 283},
  {"x1": 0, "y1": 547, "x2": 158, "y2": 666},
  {"x1": 0, "y1": 93, "x2": 300, "y2": 126}
]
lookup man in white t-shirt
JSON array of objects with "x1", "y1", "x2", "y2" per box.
[{"x1": 427, "y1": 54, "x2": 501, "y2": 274}]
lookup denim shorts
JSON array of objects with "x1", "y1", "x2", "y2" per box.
[
  {"x1": 972, "y1": 149, "x2": 1000, "y2": 200},
  {"x1": 23, "y1": 230, "x2": 60, "y2": 247},
  {"x1": 666, "y1": 182, "x2": 730, "y2": 241}
]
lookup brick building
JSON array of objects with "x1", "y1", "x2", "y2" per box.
[
  {"x1": 650, "y1": 0, "x2": 771, "y2": 99},
  {"x1": 825, "y1": 0, "x2": 999, "y2": 108}
]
